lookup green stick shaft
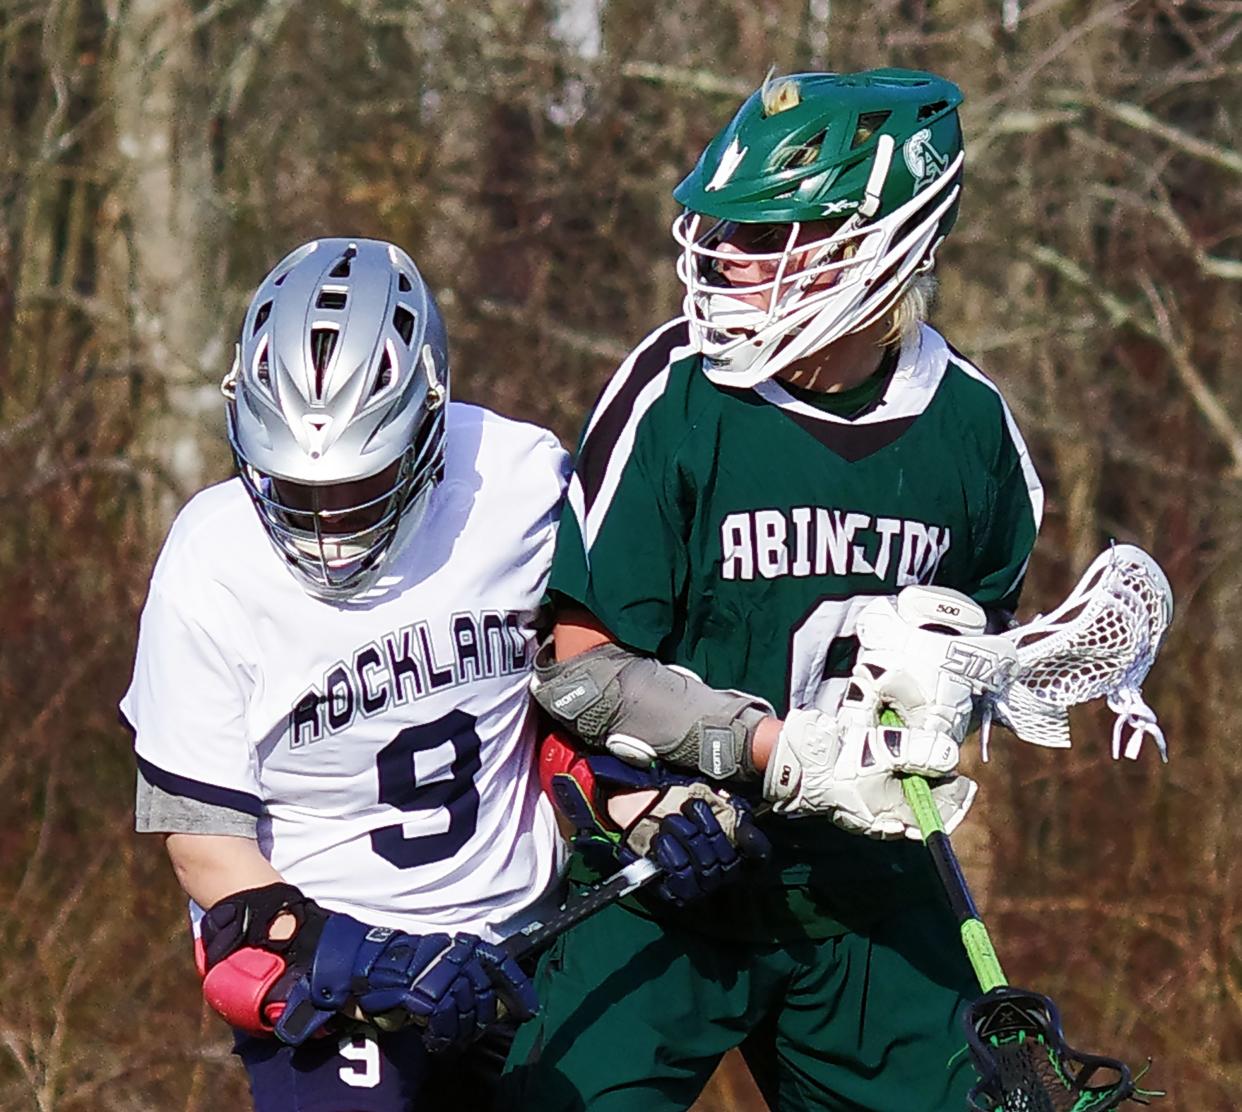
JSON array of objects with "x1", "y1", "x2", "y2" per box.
[
  {"x1": 902, "y1": 776, "x2": 1007, "y2": 992},
  {"x1": 880, "y1": 709, "x2": 1008, "y2": 993}
]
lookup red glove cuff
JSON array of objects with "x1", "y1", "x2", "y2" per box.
[
  {"x1": 538, "y1": 721, "x2": 598, "y2": 804},
  {"x1": 201, "y1": 946, "x2": 290, "y2": 1035}
]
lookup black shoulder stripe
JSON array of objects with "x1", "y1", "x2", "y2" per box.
[
  {"x1": 576, "y1": 320, "x2": 690, "y2": 516},
  {"x1": 943, "y1": 337, "x2": 976, "y2": 369},
  {"x1": 137, "y1": 754, "x2": 264, "y2": 818}
]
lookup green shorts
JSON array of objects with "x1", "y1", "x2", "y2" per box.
[{"x1": 499, "y1": 894, "x2": 977, "y2": 1111}]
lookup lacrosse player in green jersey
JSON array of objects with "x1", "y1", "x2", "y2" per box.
[{"x1": 501, "y1": 69, "x2": 1044, "y2": 1111}]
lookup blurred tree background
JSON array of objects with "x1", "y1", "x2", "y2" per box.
[{"x1": 1, "y1": 0, "x2": 1239, "y2": 1108}]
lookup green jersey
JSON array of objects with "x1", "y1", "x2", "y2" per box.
[{"x1": 550, "y1": 318, "x2": 1043, "y2": 936}]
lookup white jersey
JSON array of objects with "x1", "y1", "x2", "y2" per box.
[{"x1": 121, "y1": 404, "x2": 569, "y2": 941}]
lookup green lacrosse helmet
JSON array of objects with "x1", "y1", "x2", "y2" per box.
[{"x1": 671, "y1": 69, "x2": 965, "y2": 387}]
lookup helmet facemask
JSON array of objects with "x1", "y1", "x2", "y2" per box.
[
  {"x1": 232, "y1": 401, "x2": 445, "y2": 600},
  {"x1": 670, "y1": 70, "x2": 968, "y2": 388},
  {"x1": 673, "y1": 137, "x2": 964, "y2": 389}
]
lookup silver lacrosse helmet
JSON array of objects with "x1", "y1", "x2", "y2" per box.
[{"x1": 223, "y1": 238, "x2": 448, "y2": 600}]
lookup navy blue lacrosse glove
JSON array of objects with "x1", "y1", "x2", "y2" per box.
[
  {"x1": 549, "y1": 754, "x2": 771, "y2": 907},
  {"x1": 645, "y1": 793, "x2": 772, "y2": 904},
  {"x1": 275, "y1": 914, "x2": 537, "y2": 1052}
]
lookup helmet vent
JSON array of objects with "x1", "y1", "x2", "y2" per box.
[
  {"x1": 782, "y1": 130, "x2": 826, "y2": 170},
  {"x1": 392, "y1": 305, "x2": 416, "y2": 346},
  {"x1": 329, "y1": 242, "x2": 358, "y2": 279},
  {"x1": 373, "y1": 343, "x2": 395, "y2": 396},
  {"x1": 918, "y1": 100, "x2": 949, "y2": 121},
  {"x1": 316, "y1": 288, "x2": 348, "y2": 310},
  {"x1": 255, "y1": 335, "x2": 271, "y2": 390},
  {"x1": 852, "y1": 112, "x2": 891, "y2": 148},
  {"x1": 310, "y1": 327, "x2": 338, "y2": 397},
  {"x1": 398, "y1": 273, "x2": 413, "y2": 292},
  {"x1": 252, "y1": 301, "x2": 272, "y2": 334}
]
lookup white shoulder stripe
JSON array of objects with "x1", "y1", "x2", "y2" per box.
[
  {"x1": 567, "y1": 471, "x2": 587, "y2": 551},
  {"x1": 947, "y1": 345, "x2": 1045, "y2": 598},
  {"x1": 584, "y1": 366, "x2": 675, "y2": 552},
  {"x1": 577, "y1": 320, "x2": 695, "y2": 556},
  {"x1": 583, "y1": 319, "x2": 691, "y2": 443},
  {"x1": 946, "y1": 349, "x2": 1044, "y2": 526}
]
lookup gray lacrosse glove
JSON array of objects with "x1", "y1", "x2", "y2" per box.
[{"x1": 762, "y1": 709, "x2": 975, "y2": 839}]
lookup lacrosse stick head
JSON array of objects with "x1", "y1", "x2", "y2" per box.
[
  {"x1": 988, "y1": 545, "x2": 1173, "y2": 760},
  {"x1": 965, "y1": 987, "x2": 1151, "y2": 1112}
]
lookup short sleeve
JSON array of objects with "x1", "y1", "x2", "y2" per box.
[
  {"x1": 964, "y1": 410, "x2": 1043, "y2": 613},
  {"x1": 121, "y1": 579, "x2": 263, "y2": 818},
  {"x1": 551, "y1": 418, "x2": 688, "y2": 655},
  {"x1": 549, "y1": 325, "x2": 699, "y2": 654}
]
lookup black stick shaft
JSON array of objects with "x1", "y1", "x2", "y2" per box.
[
  {"x1": 924, "y1": 829, "x2": 980, "y2": 925},
  {"x1": 499, "y1": 857, "x2": 661, "y2": 962}
]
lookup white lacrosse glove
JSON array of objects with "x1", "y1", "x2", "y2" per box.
[
  {"x1": 839, "y1": 587, "x2": 1018, "y2": 742},
  {"x1": 762, "y1": 709, "x2": 976, "y2": 839}
]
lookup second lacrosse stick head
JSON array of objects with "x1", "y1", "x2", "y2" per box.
[{"x1": 964, "y1": 986, "x2": 1148, "y2": 1112}]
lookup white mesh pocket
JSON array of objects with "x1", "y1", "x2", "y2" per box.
[{"x1": 987, "y1": 545, "x2": 1172, "y2": 760}]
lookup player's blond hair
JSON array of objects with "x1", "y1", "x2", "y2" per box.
[
  {"x1": 882, "y1": 273, "x2": 938, "y2": 346},
  {"x1": 760, "y1": 71, "x2": 801, "y2": 116}
]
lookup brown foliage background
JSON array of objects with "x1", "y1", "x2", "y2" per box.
[{"x1": 1, "y1": 1, "x2": 1239, "y2": 1108}]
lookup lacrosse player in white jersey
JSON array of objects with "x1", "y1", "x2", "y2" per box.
[{"x1": 121, "y1": 238, "x2": 569, "y2": 1111}]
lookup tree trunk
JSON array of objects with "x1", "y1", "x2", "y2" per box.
[{"x1": 107, "y1": 0, "x2": 228, "y2": 527}]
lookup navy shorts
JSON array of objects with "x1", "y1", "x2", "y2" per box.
[{"x1": 236, "y1": 1022, "x2": 515, "y2": 1112}]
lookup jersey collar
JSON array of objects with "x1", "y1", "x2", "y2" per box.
[{"x1": 751, "y1": 324, "x2": 949, "y2": 425}]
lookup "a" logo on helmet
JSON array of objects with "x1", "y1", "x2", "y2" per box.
[{"x1": 902, "y1": 128, "x2": 948, "y2": 188}]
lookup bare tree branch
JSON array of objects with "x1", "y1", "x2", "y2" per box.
[
  {"x1": 1090, "y1": 184, "x2": 1242, "y2": 280},
  {"x1": 1026, "y1": 243, "x2": 1242, "y2": 476},
  {"x1": 1052, "y1": 90, "x2": 1242, "y2": 177}
]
